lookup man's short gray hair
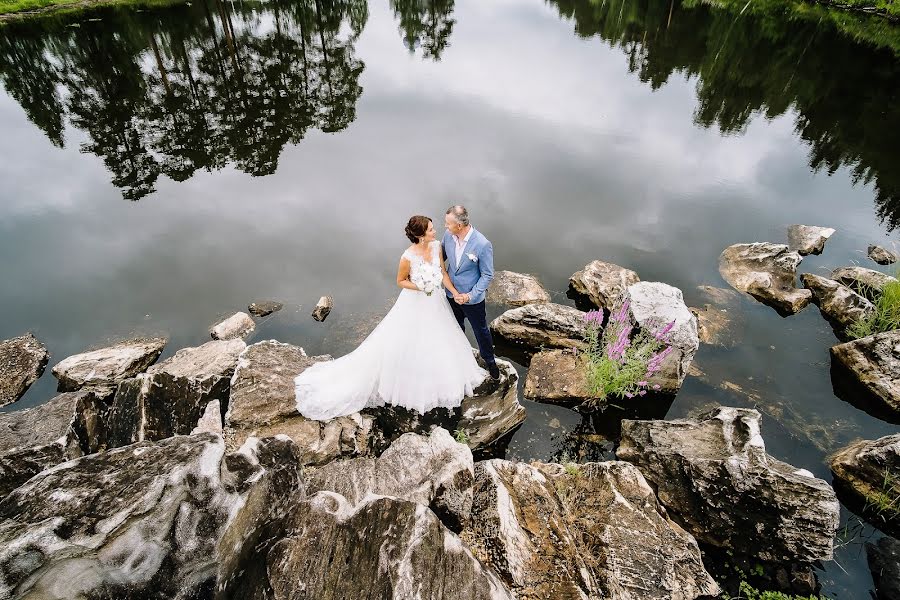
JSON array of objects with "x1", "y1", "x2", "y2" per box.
[{"x1": 446, "y1": 205, "x2": 470, "y2": 226}]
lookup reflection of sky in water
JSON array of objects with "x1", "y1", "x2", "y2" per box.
[{"x1": 0, "y1": 0, "x2": 897, "y2": 594}]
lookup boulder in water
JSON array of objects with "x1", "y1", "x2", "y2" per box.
[
  {"x1": 786, "y1": 224, "x2": 835, "y2": 256},
  {"x1": 831, "y1": 330, "x2": 900, "y2": 423},
  {"x1": 869, "y1": 244, "x2": 898, "y2": 266},
  {"x1": 568, "y1": 260, "x2": 640, "y2": 311},
  {"x1": 487, "y1": 270, "x2": 551, "y2": 306},
  {"x1": 210, "y1": 311, "x2": 255, "y2": 340},
  {"x1": 312, "y1": 296, "x2": 334, "y2": 322},
  {"x1": 830, "y1": 433, "x2": 900, "y2": 536},
  {"x1": 719, "y1": 242, "x2": 811, "y2": 315},
  {"x1": 867, "y1": 536, "x2": 900, "y2": 600},
  {"x1": 523, "y1": 349, "x2": 592, "y2": 408},
  {"x1": 0, "y1": 333, "x2": 49, "y2": 407},
  {"x1": 490, "y1": 303, "x2": 585, "y2": 358},
  {"x1": 51, "y1": 337, "x2": 166, "y2": 392},
  {"x1": 801, "y1": 273, "x2": 874, "y2": 338},
  {"x1": 831, "y1": 266, "x2": 898, "y2": 301},
  {"x1": 248, "y1": 300, "x2": 283, "y2": 317}
]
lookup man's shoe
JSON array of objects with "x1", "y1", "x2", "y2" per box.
[{"x1": 488, "y1": 363, "x2": 501, "y2": 380}]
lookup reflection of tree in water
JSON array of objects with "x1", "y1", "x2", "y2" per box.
[
  {"x1": 550, "y1": 0, "x2": 900, "y2": 230},
  {"x1": 0, "y1": 0, "x2": 367, "y2": 200},
  {"x1": 391, "y1": 0, "x2": 455, "y2": 60}
]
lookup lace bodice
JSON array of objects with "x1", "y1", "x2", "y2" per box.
[{"x1": 403, "y1": 241, "x2": 442, "y2": 279}]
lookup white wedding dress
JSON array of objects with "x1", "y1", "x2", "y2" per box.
[{"x1": 294, "y1": 240, "x2": 488, "y2": 420}]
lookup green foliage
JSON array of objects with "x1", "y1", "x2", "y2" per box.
[
  {"x1": 453, "y1": 428, "x2": 469, "y2": 445},
  {"x1": 862, "y1": 467, "x2": 900, "y2": 519},
  {"x1": 726, "y1": 581, "x2": 824, "y2": 599},
  {"x1": 848, "y1": 277, "x2": 900, "y2": 339},
  {"x1": 564, "y1": 462, "x2": 581, "y2": 476}
]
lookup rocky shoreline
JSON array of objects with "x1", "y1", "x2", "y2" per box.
[{"x1": 2, "y1": 238, "x2": 900, "y2": 598}]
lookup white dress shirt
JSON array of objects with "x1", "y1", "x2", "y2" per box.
[{"x1": 453, "y1": 227, "x2": 474, "y2": 270}]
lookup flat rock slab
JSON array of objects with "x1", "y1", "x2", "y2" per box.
[
  {"x1": 106, "y1": 339, "x2": 245, "y2": 448},
  {"x1": 830, "y1": 433, "x2": 900, "y2": 535},
  {"x1": 487, "y1": 270, "x2": 551, "y2": 307},
  {"x1": 51, "y1": 337, "x2": 166, "y2": 392},
  {"x1": 490, "y1": 303, "x2": 585, "y2": 356},
  {"x1": 831, "y1": 330, "x2": 900, "y2": 421},
  {"x1": 248, "y1": 300, "x2": 283, "y2": 317},
  {"x1": 786, "y1": 224, "x2": 835, "y2": 256},
  {"x1": 210, "y1": 311, "x2": 255, "y2": 340},
  {"x1": 617, "y1": 407, "x2": 840, "y2": 563},
  {"x1": 869, "y1": 245, "x2": 898, "y2": 266},
  {"x1": 0, "y1": 333, "x2": 49, "y2": 406},
  {"x1": 265, "y1": 493, "x2": 514, "y2": 600},
  {"x1": 568, "y1": 260, "x2": 640, "y2": 311},
  {"x1": 719, "y1": 243, "x2": 811, "y2": 315},
  {"x1": 832, "y1": 266, "x2": 898, "y2": 301},
  {"x1": 802, "y1": 273, "x2": 874, "y2": 337},
  {"x1": 868, "y1": 536, "x2": 900, "y2": 600},
  {"x1": 523, "y1": 349, "x2": 592, "y2": 407}
]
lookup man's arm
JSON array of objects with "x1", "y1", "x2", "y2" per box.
[{"x1": 468, "y1": 240, "x2": 494, "y2": 303}]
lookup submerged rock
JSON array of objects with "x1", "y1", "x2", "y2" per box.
[
  {"x1": 462, "y1": 459, "x2": 719, "y2": 599},
  {"x1": 831, "y1": 266, "x2": 898, "y2": 301},
  {"x1": 0, "y1": 433, "x2": 297, "y2": 600},
  {"x1": 867, "y1": 536, "x2": 900, "y2": 600},
  {"x1": 617, "y1": 407, "x2": 840, "y2": 563},
  {"x1": 568, "y1": 260, "x2": 640, "y2": 311},
  {"x1": 801, "y1": 273, "x2": 874, "y2": 338},
  {"x1": 106, "y1": 338, "x2": 244, "y2": 448},
  {"x1": 786, "y1": 224, "x2": 835, "y2": 256},
  {"x1": 490, "y1": 303, "x2": 585, "y2": 357},
  {"x1": 831, "y1": 330, "x2": 900, "y2": 422},
  {"x1": 51, "y1": 337, "x2": 166, "y2": 392},
  {"x1": 0, "y1": 333, "x2": 49, "y2": 407},
  {"x1": 248, "y1": 300, "x2": 283, "y2": 317},
  {"x1": 719, "y1": 242, "x2": 811, "y2": 315},
  {"x1": 210, "y1": 311, "x2": 255, "y2": 340},
  {"x1": 312, "y1": 296, "x2": 334, "y2": 322},
  {"x1": 830, "y1": 434, "x2": 900, "y2": 535},
  {"x1": 869, "y1": 244, "x2": 898, "y2": 266},
  {"x1": 487, "y1": 270, "x2": 551, "y2": 307}
]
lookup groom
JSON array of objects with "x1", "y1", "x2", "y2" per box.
[{"x1": 442, "y1": 205, "x2": 500, "y2": 380}]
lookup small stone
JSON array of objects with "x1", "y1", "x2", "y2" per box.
[
  {"x1": 210, "y1": 312, "x2": 255, "y2": 340},
  {"x1": 786, "y1": 225, "x2": 835, "y2": 256},
  {"x1": 868, "y1": 245, "x2": 898, "y2": 266},
  {"x1": 248, "y1": 300, "x2": 284, "y2": 317},
  {"x1": 312, "y1": 296, "x2": 333, "y2": 322},
  {"x1": 486, "y1": 270, "x2": 551, "y2": 307},
  {"x1": 0, "y1": 333, "x2": 49, "y2": 407}
]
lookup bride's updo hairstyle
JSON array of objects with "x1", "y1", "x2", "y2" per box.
[{"x1": 405, "y1": 215, "x2": 431, "y2": 243}]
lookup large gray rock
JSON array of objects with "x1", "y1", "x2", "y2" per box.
[
  {"x1": 786, "y1": 224, "x2": 835, "y2": 256},
  {"x1": 719, "y1": 243, "x2": 811, "y2": 315},
  {"x1": 51, "y1": 337, "x2": 166, "y2": 392},
  {"x1": 487, "y1": 270, "x2": 551, "y2": 307},
  {"x1": 224, "y1": 340, "x2": 372, "y2": 464},
  {"x1": 462, "y1": 459, "x2": 719, "y2": 599},
  {"x1": 801, "y1": 273, "x2": 874, "y2": 337},
  {"x1": 210, "y1": 311, "x2": 255, "y2": 340},
  {"x1": 869, "y1": 245, "x2": 898, "y2": 266},
  {"x1": 523, "y1": 349, "x2": 592, "y2": 408},
  {"x1": 0, "y1": 333, "x2": 49, "y2": 407},
  {"x1": 831, "y1": 330, "x2": 900, "y2": 421},
  {"x1": 0, "y1": 433, "x2": 300, "y2": 600},
  {"x1": 568, "y1": 260, "x2": 640, "y2": 311},
  {"x1": 307, "y1": 428, "x2": 473, "y2": 530},
  {"x1": 264, "y1": 493, "x2": 514, "y2": 600},
  {"x1": 106, "y1": 339, "x2": 244, "y2": 448},
  {"x1": 490, "y1": 303, "x2": 585, "y2": 355},
  {"x1": 830, "y1": 434, "x2": 900, "y2": 535},
  {"x1": 831, "y1": 266, "x2": 898, "y2": 301},
  {"x1": 617, "y1": 407, "x2": 840, "y2": 563},
  {"x1": 457, "y1": 358, "x2": 526, "y2": 452},
  {"x1": 867, "y1": 536, "x2": 900, "y2": 600}
]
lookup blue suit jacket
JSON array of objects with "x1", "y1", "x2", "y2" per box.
[{"x1": 442, "y1": 228, "x2": 494, "y2": 305}]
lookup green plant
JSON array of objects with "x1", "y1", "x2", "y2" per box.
[
  {"x1": 723, "y1": 581, "x2": 824, "y2": 599},
  {"x1": 862, "y1": 467, "x2": 900, "y2": 518},
  {"x1": 848, "y1": 276, "x2": 900, "y2": 339},
  {"x1": 564, "y1": 462, "x2": 581, "y2": 477},
  {"x1": 453, "y1": 429, "x2": 469, "y2": 445}
]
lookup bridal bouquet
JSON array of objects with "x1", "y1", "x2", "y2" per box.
[{"x1": 412, "y1": 266, "x2": 443, "y2": 296}]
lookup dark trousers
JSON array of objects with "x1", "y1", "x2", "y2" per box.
[{"x1": 448, "y1": 298, "x2": 497, "y2": 367}]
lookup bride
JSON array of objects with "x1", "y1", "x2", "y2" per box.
[{"x1": 294, "y1": 215, "x2": 488, "y2": 420}]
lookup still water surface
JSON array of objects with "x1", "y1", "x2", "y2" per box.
[{"x1": 1, "y1": 0, "x2": 899, "y2": 594}]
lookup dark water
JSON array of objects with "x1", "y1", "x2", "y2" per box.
[{"x1": 1, "y1": 0, "x2": 899, "y2": 595}]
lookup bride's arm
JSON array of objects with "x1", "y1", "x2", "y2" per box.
[
  {"x1": 397, "y1": 257, "x2": 420, "y2": 291},
  {"x1": 441, "y1": 255, "x2": 460, "y2": 297}
]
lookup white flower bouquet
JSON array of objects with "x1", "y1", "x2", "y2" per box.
[{"x1": 411, "y1": 265, "x2": 443, "y2": 296}]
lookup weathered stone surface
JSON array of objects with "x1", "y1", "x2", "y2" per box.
[
  {"x1": 831, "y1": 330, "x2": 900, "y2": 421},
  {"x1": 614, "y1": 282, "x2": 699, "y2": 393},
  {"x1": 719, "y1": 243, "x2": 811, "y2": 315},
  {"x1": 617, "y1": 407, "x2": 840, "y2": 563},
  {"x1": 691, "y1": 304, "x2": 734, "y2": 347},
  {"x1": 831, "y1": 266, "x2": 898, "y2": 301},
  {"x1": 462, "y1": 459, "x2": 719, "y2": 599},
  {"x1": 192, "y1": 399, "x2": 223, "y2": 435},
  {"x1": 867, "y1": 536, "x2": 900, "y2": 600},
  {"x1": 106, "y1": 339, "x2": 244, "y2": 448},
  {"x1": 801, "y1": 273, "x2": 874, "y2": 337},
  {"x1": 490, "y1": 303, "x2": 585, "y2": 355},
  {"x1": 830, "y1": 434, "x2": 900, "y2": 535},
  {"x1": 224, "y1": 340, "x2": 372, "y2": 464},
  {"x1": 248, "y1": 300, "x2": 283, "y2": 317},
  {"x1": 458, "y1": 358, "x2": 526, "y2": 452},
  {"x1": 568, "y1": 260, "x2": 640, "y2": 311},
  {"x1": 307, "y1": 428, "x2": 474, "y2": 530},
  {"x1": 265, "y1": 493, "x2": 514, "y2": 600},
  {"x1": 312, "y1": 296, "x2": 334, "y2": 322},
  {"x1": 523, "y1": 349, "x2": 592, "y2": 407},
  {"x1": 0, "y1": 433, "x2": 298, "y2": 600},
  {"x1": 869, "y1": 244, "x2": 898, "y2": 266},
  {"x1": 487, "y1": 270, "x2": 551, "y2": 307},
  {"x1": 210, "y1": 311, "x2": 255, "y2": 340},
  {"x1": 786, "y1": 224, "x2": 835, "y2": 256},
  {"x1": 0, "y1": 333, "x2": 48, "y2": 407},
  {"x1": 51, "y1": 337, "x2": 166, "y2": 392}
]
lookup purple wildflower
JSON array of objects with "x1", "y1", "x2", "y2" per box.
[
  {"x1": 624, "y1": 392, "x2": 634, "y2": 398},
  {"x1": 637, "y1": 381, "x2": 648, "y2": 387},
  {"x1": 652, "y1": 384, "x2": 661, "y2": 390},
  {"x1": 638, "y1": 390, "x2": 647, "y2": 396}
]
